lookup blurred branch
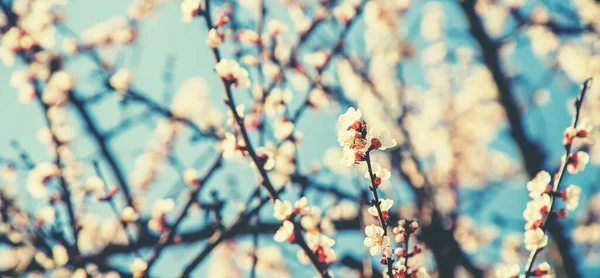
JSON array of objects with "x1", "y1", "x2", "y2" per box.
[
  {"x1": 69, "y1": 92, "x2": 135, "y2": 209},
  {"x1": 142, "y1": 154, "x2": 223, "y2": 277}
]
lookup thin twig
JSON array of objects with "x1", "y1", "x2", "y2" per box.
[{"x1": 523, "y1": 78, "x2": 593, "y2": 277}]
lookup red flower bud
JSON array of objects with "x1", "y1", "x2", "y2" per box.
[
  {"x1": 374, "y1": 176, "x2": 382, "y2": 186},
  {"x1": 555, "y1": 209, "x2": 568, "y2": 218},
  {"x1": 371, "y1": 138, "x2": 382, "y2": 150}
]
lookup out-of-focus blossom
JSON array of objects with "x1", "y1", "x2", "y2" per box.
[
  {"x1": 304, "y1": 51, "x2": 329, "y2": 69},
  {"x1": 181, "y1": 0, "x2": 202, "y2": 23},
  {"x1": 120, "y1": 206, "x2": 139, "y2": 223},
  {"x1": 333, "y1": 2, "x2": 357, "y2": 24},
  {"x1": 528, "y1": 25, "x2": 559, "y2": 57},
  {"x1": 52, "y1": 245, "x2": 68, "y2": 267},
  {"x1": 130, "y1": 258, "x2": 148, "y2": 278},
  {"x1": 532, "y1": 262, "x2": 552, "y2": 278},
  {"x1": 62, "y1": 37, "x2": 79, "y2": 54},
  {"x1": 561, "y1": 185, "x2": 582, "y2": 211},
  {"x1": 298, "y1": 233, "x2": 337, "y2": 265},
  {"x1": 524, "y1": 228, "x2": 548, "y2": 251},
  {"x1": 82, "y1": 17, "x2": 136, "y2": 47},
  {"x1": 239, "y1": 29, "x2": 259, "y2": 44},
  {"x1": 267, "y1": 19, "x2": 288, "y2": 36},
  {"x1": 294, "y1": 197, "x2": 309, "y2": 214},
  {"x1": 109, "y1": 69, "x2": 133, "y2": 94},
  {"x1": 523, "y1": 194, "x2": 551, "y2": 229},
  {"x1": 273, "y1": 199, "x2": 292, "y2": 220},
  {"x1": 265, "y1": 88, "x2": 292, "y2": 116},
  {"x1": 26, "y1": 162, "x2": 59, "y2": 199},
  {"x1": 273, "y1": 118, "x2": 295, "y2": 140},
  {"x1": 129, "y1": 0, "x2": 165, "y2": 20},
  {"x1": 308, "y1": 87, "x2": 330, "y2": 109},
  {"x1": 85, "y1": 176, "x2": 105, "y2": 194},
  {"x1": 183, "y1": 168, "x2": 198, "y2": 185},
  {"x1": 526, "y1": 171, "x2": 550, "y2": 198},
  {"x1": 152, "y1": 198, "x2": 175, "y2": 218},
  {"x1": 495, "y1": 264, "x2": 520, "y2": 278},
  {"x1": 207, "y1": 28, "x2": 223, "y2": 48},
  {"x1": 221, "y1": 132, "x2": 246, "y2": 158},
  {"x1": 274, "y1": 220, "x2": 294, "y2": 242},
  {"x1": 564, "y1": 151, "x2": 589, "y2": 174},
  {"x1": 215, "y1": 59, "x2": 251, "y2": 88}
]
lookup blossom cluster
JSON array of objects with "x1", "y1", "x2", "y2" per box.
[
  {"x1": 272, "y1": 198, "x2": 337, "y2": 268},
  {"x1": 336, "y1": 107, "x2": 428, "y2": 277},
  {"x1": 338, "y1": 107, "x2": 396, "y2": 167},
  {"x1": 497, "y1": 118, "x2": 590, "y2": 277}
]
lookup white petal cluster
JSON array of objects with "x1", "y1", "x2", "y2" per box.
[
  {"x1": 43, "y1": 71, "x2": 75, "y2": 106},
  {"x1": 523, "y1": 228, "x2": 548, "y2": 251},
  {"x1": 82, "y1": 17, "x2": 136, "y2": 48},
  {"x1": 149, "y1": 198, "x2": 175, "y2": 232},
  {"x1": 273, "y1": 199, "x2": 292, "y2": 221},
  {"x1": 109, "y1": 69, "x2": 133, "y2": 94},
  {"x1": 363, "y1": 224, "x2": 390, "y2": 256},
  {"x1": 207, "y1": 28, "x2": 223, "y2": 48},
  {"x1": 367, "y1": 199, "x2": 393, "y2": 218},
  {"x1": 526, "y1": 171, "x2": 550, "y2": 198},
  {"x1": 495, "y1": 264, "x2": 520, "y2": 278},
  {"x1": 273, "y1": 220, "x2": 294, "y2": 242},
  {"x1": 265, "y1": 88, "x2": 292, "y2": 116},
  {"x1": 215, "y1": 59, "x2": 251, "y2": 88},
  {"x1": 563, "y1": 185, "x2": 582, "y2": 211},
  {"x1": 181, "y1": 0, "x2": 202, "y2": 23},
  {"x1": 565, "y1": 151, "x2": 589, "y2": 174},
  {"x1": 171, "y1": 77, "x2": 223, "y2": 131},
  {"x1": 26, "y1": 162, "x2": 59, "y2": 199}
]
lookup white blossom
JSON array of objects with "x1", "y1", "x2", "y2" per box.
[
  {"x1": 120, "y1": 206, "x2": 139, "y2": 223},
  {"x1": 109, "y1": 69, "x2": 133, "y2": 93},
  {"x1": 274, "y1": 220, "x2": 294, "y2": 242},
  {"x1": 152, "y1": 198, "x2": 175, "y2": 218},
  {"x1": 363, "y1": 224, "x2": 390, "y2": 256},
  {"x1": 267, "y1": 19, "x2": 288, "y2": 35},
  {"x1": 294, "y1": 197, "x2": 309, "y2": 214},
  {"x1": 526, "y1": 171, "x2": 550, "y2": 198},
  {"x1": 130, "y1": 258, "x2": 148, "y2": 278},
  {"x1": 523, "y1": 194, "x2": 551, "y2": 229},
  {"x1": 364, "y1": 162, "x2": 391, "y2": 186},
  {"x1": 273, "y1": 199, "x2": 292, "y2": 220},
  {"x1": 367, "y1": 198, "x2": 393, "y2": 217},
  {"x1": 563, "y1": 185, "x2": 582, "y2": 211},
  {"x1": 565, "y1": 151, "x2": 589, "y2": 174},
  {"x1": 181, "y1": 0, "x2": 202, "y2": 22},
  {"x1": 333, "y1": 3, "x2": 357, "y2": 23},
  {"x1": 367, "y1": 126, "x2": 397, "y2": 151},
  {"x1": 524, "y1": 228, "x2": 548, "y2": 251},
  {"x1": 265, "y1": 88, "x2": 292, "y2": 116},
  {"x1": 215, "y1": 59, "x2": 251, "y2": 88},
  {"x1": 52, "y1": 245, "x2": 69, "y2": 267},
  {"x1": 337, "y1": 107, "x2": 363, "y2": 131},
  {"x1": 183, "y1": 168, "x2": 198, "y2": 185},
  {"x1": 207, "y1": 28, "x2": 223, "y2": 48},
  {"x1": 495, "y1": 264, "x2": 520, "y2": 278}
]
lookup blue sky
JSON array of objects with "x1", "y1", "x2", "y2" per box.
[{"x1": 1, "y1": 0, "x2": 599, "y2": 276}]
